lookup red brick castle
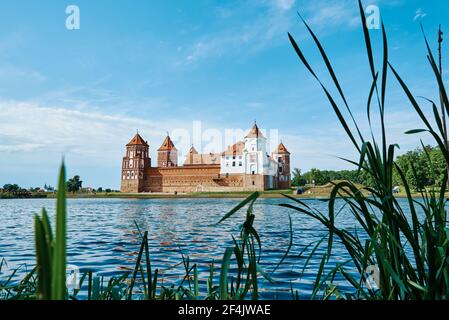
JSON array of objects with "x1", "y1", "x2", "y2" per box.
[{"x1": 120, "y1": 123, "x2": 291, "y2": 193}]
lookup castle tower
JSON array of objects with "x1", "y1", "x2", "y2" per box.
[
  {"x1": 273, "y1": 142, "x2": 291, "y2": 189},
  {"x1": 120, "y1": 132, "x2": 151, "y2": 193},
  {"x1": 187, "y1": 145, "x2": 198, "y2": 165},
  {"x1": 157, "y1": 135, "x2": 178, "y2": 167},
  {"x1": 243, "y1": 123, "x2": 267, "y2": 175}
]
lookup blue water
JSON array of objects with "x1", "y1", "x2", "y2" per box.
[{"x1": 0, "y1": 197, "x2": 412, "y2": 299}]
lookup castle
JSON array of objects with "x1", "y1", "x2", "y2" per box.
[{"x1": 120, "y1": 123, "x2": 291, "y2": 193}]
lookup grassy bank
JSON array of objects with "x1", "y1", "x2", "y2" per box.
[
  {"x1": 37, "y1": 189, "x2": 294, "y2": 199},
  {"x1": 0, "y1": 192, "x2": 48, "y2": 199},
  {"x1": 27, "y1": 186, "x2": 447, "y2": 200},
  {"x1": 5, "y1": 188, "x2": 446, "y2": 200}
]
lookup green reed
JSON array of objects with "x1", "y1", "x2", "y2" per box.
[
  {"x1": 284, "y1": 0, "x2": 449, "y2": 300},
  {"x1": 34, "y1": 162, "x2": 67, "y2": 300}
]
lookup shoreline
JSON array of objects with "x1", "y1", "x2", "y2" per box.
[
  {"x1": 1, "y1": 191, "x2": 433, "y2": 200},
  {"x1": 31, "y1": 192, "x2": 301, "y2": 199}
]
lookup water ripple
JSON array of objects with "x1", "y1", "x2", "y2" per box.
[{"x1": 0, "y1": 197, "x2": 418, "y2": 299}]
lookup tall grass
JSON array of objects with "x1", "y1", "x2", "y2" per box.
[
  {"x1": 284, "y1": 0, "x2": 449, "y2": 299},
  {"x1": 34, "y1": 162, "x2": 66, "y2": 300},
  {"x1": 214, "y1": 192, "x2": 289, "y2": 300}
]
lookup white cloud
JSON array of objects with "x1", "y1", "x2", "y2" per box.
[
  {"x1": 282, "y1": 107, "x2": 436, "y2": 172},
  {"x1": 180, "y1": 0, "x2": 373, "y2": 65},
  {"x1": 413, "y1": 8, "x2": 427, "y2": 21},
  {"x1": 301, "y1": 0, "x2": 360, "y2": 31},
  {"x1": 0, "y1": 100, "x2": 284, "y2": 160},
  {"x1": 269, "y1": 0, "x2": 296, "y2": 11},
  {"x1": 0, "y1": 65, "x2": 46, "y2": 82},
  {"x1": 181, "y1": 1, "x2": 298, "y2": 65},
  {"x1": 0, "y1": 101, "x2": 167, "y2": 158}
]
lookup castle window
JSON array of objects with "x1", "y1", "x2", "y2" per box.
[
  {"x1": 232, "y1": 162, "x2": 236, "y2": 167},
  {"x1": 252, "y1": 181, "x2": 255, "y2": 185},
  {"x1": 239, "y1": 162, "x2": 242, "y2": 166}
]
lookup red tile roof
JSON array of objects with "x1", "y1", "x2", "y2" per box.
[
  {"x1": 126, "y1": 133, "x2": 149, "y2": 147},
  {"x1": 276, "y1": 142, "x2": 290, "y2": 154},
  {"x1": 188, "y1": 146, "x2": 198, "y2": 154},
  {"x1": 223, "y1": 141, "x2": 245, "y2": 155},
  {"x1": 245, "y1": 123, "x2": 265, "y2": 139},
  {"x1": 158, "y1": 135, "x2": 177, "y2": 151}
]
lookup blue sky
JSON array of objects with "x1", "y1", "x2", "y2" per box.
[{"x1": 0, "y1": 0, "x2": 448, "y2": 189}]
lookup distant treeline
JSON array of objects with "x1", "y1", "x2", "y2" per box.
[
  {"x1": 1, "y1": 184, "x2": 33, "y2": 198},
  {"x1": 393, "y1": 145, "x2": 446, "y2": 190},
  {"x1": 292, "y1": 168, "x2": 372, "y2": 187},
  {"x1": 293, "y1": 145, "x2": 446, "y2": 191},
  {"x1": 1, "y1": 180, "x2": 118, "y2": 198}
]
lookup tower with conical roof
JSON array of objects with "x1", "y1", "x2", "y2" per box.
[
  {"x1": 120, "y1": 132, "x2": 151, "y2": 192},
  {"x1": 187, "y1": 145, "x2": 198, "y2": 165},
  {"x1": 273, "y1": 142, "x2": 291, "y2": 189},
  {"x1": 243, "y1": 122, "x2": 267, "y2": 176},
  {"x1": 157, "y1": 134, "x2": 178, "y2": 167}
]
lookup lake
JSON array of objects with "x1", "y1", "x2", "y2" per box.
[{"x1": 0, "y1": 197, "x2": 411, "y2": 299}]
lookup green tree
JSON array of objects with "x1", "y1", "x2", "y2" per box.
[
  {"x1": 66, "y1": 175, "x2": 82, "y2": 193},
  {"x1": 298, "y1": 168, "x2": 374, "y2": 187},
  {"x1": 291, "y1": 168, "x2": 306, "y2": 186},
  {"x1": 3, "y1": 184, "x2": 20, "y2": 192},
  {"x1": 429, "y1": 146, "x2": 447, "y2": 186},
  {"x1": 393, "y1": 146, "x2": 446, "y2": 191},
  {"x1": 306, "y1": 168, "x2": 325, "y2": 185}
]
